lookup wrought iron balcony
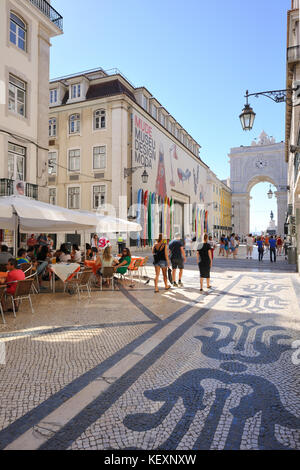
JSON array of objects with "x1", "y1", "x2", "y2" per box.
[
  {"x1": 0, "y1": 179, "x2": 38, "y2": 199},
  {"x1": 28, "y1": 0, "x2": 63, "y2": 31},
  {"x1": 26, "y1": 183, "x2": 38, "y2": 199},
  {"x1": 287, "y1": 45, "x2": 300, "y2": 63},
  {"x1": 0, "y1": 179, "x2": 14, "y2": 196}
]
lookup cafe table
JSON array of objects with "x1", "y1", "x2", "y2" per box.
[{"x1": 49, "y1": 263, "x2": 81, "y2": 293}]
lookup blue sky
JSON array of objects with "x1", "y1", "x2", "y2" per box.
[{"x1": 50, "y1": 0, "x2": 289, "y2": 232}]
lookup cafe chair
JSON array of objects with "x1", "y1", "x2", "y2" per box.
[
  {"x1": 127, "y1": 259, "x2": 143, "y2": 283},
  {"x1": 0, "y1": 285, "x2": 6, "y2": 324},
  {"x1": 100, "y1": 267, "x2": 115, "y2": 291},
  {"x1": 139, "y1": 256, "x2": 149, "y2": 279},
  {"x1": 64, "y1": 269, "x2": 93, "y2": 299},
  {"x1": 9, "y1": 279, "x2": 35, "y2": 317}
]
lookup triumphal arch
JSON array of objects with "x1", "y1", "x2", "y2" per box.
[{"x1": 229, "y1": 131, "x2": 288, "y2": 237}]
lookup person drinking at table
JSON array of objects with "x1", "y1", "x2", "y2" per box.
[{"x1": 0, "y1": 258, "x2": 25, "y2": 312}]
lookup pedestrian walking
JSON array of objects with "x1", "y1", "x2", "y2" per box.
[
  {"x1": 264, "y1": 235, "x2": 270, "y2": 252},
  {"x1": 257, "y1": 236, "x2": 264, "y2": 261},
  {"x1": 219, "y1": 235, "x2": 225, "y2": 256},
  {"x1": 269, "y1": 235, "x2": 276, "y2": 263},
  {"x1": 229, "y1": 233, "x2": 237, "y2": 259},
  {"x1": 152, "y1": 234, "x2": 171, "y2": 293},
  {"x1": 197, "y1": 234, "x2": 212, "y2": 292},
  {"x1": 246, "y1": 233, "x2": 254, "y2": 259},
  {"x1": 224, "y1": 235, "x2": 230, "y2": 258},
  {"x1": 277, "y1": 235, "x2": 283, "y2": 256},
  {"x1": 169, "y1": 233, "x2": 186, "y2": 287},
  {"x1": 184, "y1": 234, "x2": 192, "y2": 257},
  {"x1": 208, "y1": 235, "x2": 217, "y2": 261}
]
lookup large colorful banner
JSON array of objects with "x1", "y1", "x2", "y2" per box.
[{"x1": 133, "y1": 112, "x2": 209, "y2": 243}]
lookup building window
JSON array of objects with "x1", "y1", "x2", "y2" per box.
[
  {"x1": 68, "y1": 149, "x2": 80, "y2": 172},
  {"x1": 93, "y1": 146, "x2": 106, "y2": 170},
  {"x1": 93, "y1": 185, "x2": 106, "y2": 209},
  {"x1": 8, "y1": 74, "x2": 26, "y2": 117},
  {"x1": 10, "y1": 12, "x2": 26, "y2": 51},
  {"x1": 50, "y1": 89, "x2": 58, "y2": 105},
  {"x1": 69, "y1": 114, "x2": 80, "y2": 134},
  {"x1": 160, "y1": 113, "x2": 165, "y2": 127},
  {"x1": 49, "y1": 188, "x2": 56, "y2": 205},
  {"x1": 71, "y1": 84, "x2": 81, "y2": 99},
  {"x1": 151, "y1": 104, "x2": 157, "y2": 119},
  {"x1": 142, "y1": 95, "x2": 148, "y2": 111},
  {"x1": 48, "y1": 152, "x2": 57, "y2": 175},
  {"x1": 8, "y1": 143, "x2": 26, "y2": 181},
  {"x1": 68, "y1": 187, "x2": 80, "y2": 209},
  {"x1": 94, "y1": 109, "x2": 106, "y2": 130},
  {"x1": 49, "y1": 118, "x2": 57, "y2": 137}
]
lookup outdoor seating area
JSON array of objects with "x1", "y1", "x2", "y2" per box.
[
  {"x1": 0, "y1": 240, "x2": 149, "y2": 324},
  {"x1": 0, "y1": 195, "x2": 144, "y2": 324}
]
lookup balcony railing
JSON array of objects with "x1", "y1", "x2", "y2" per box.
[
  {"x1": 287, "y1": 45, "x2": 300, "y2": 63},
  {"x1": 28, "y1": 0, "x2": 63, "y2": 31},
  {"x1": 0, "y1": 179, "x2": 38, "y2": 199}
]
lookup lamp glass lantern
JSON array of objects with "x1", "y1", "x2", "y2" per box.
[
  {"x1": 267, "y1": 185, "x2": 273, "y2": 199},
  {"x1": 240, "y1": 104, "x2": 256, "y2": 131},
  {"x1": 141, "y1": 169, "x2": 149, "y2": 184}
]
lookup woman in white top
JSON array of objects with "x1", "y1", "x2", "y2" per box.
[
  {"x1": 59, "y1": 245, "x2": 71, "y2": 263},
  {"x1": 71, "y1": 244, "x2": 82, "y2": 263}
]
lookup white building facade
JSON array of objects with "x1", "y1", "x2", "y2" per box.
[
  {"x1": 0, "y1": 0, "x2": 63, "y2": 245},
  {"x1": 48, "y1": 68, "x2": 227, "y2": 247}
]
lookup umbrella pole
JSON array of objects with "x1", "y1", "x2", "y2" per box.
[{"x1": 13, "y1": 211, "x2": 18, "y2": 257}]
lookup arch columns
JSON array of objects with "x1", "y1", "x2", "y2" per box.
[
  {"x1": 275, "y1": 191, "x2": 288, "y2": 236},
  {"x1": 232, "y1": 193, "x2": 251, "y2": 238}
]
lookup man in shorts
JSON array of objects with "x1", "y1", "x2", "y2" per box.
[{"x1": 169, "y1": 233, "x2": 186, "y2": 287}]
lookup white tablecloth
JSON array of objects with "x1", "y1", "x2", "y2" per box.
[{"x1": 50, "y1": 263, "x2": 80, "y2": 282}]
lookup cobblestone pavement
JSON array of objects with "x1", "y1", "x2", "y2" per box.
[{"x1": 0, "y1": 247, "x2": 299, "y2": 450}]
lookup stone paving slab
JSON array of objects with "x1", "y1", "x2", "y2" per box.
[{"x1": 0, "y1": 253, "x2": 299, "y2": 450}]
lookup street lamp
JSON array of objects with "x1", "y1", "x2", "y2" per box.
[
  {"x1": 240, "y1": 87, "x2": 298, "y2": 131},
  {"x1": 267, "y1": 185, "x2": 273, "y2": 199},
  {"x1": 124, "y1": 166, "x2": 149, "y2": 184},
  {"x1": 240, "y1": 91, "x2": 256, "y2": 131}
]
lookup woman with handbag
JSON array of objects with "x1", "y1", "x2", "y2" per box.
[{"x1": 152, "y1": 234, "x2": 171, "y2": 293}]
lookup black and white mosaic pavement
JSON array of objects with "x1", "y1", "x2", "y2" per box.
[{"x1": 0, "y1": 260, "x2": 299, "y2": 450}]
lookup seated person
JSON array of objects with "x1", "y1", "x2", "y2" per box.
[
  {"x1": 58, "y1": 244, "x2": 71, "y2": 263},
  {"x1": 36, "y1": 246, "x2": 50, "y2": 283},
  {"x1": 71, "y1": 244, "x2": 82, "y2": 263},
  {"x1": 16, "y1": 248, "x2": 30, "y2": 267},
  {"x1": 85, "y1": 243, "x2": 93, "y2": 260},
  {"x1": 0, "y1": 258, "x2": 25, "y2": 312},
  {"x1": 95, "y1": 246, "x2": 115, "y2": 286},
  {"x1": 0, "y1": 245, "x2": 12, "y2": 268},
  {"x1": 26, "y1": 247, "x2": 36, "y2": 262},
  {"x1": 114, "y1": 247, "x2": 131, "y2": 275}
]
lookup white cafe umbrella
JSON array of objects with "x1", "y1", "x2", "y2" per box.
[{"x1": 0, "y1": 196, "x2": 99, "y2": 233}]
